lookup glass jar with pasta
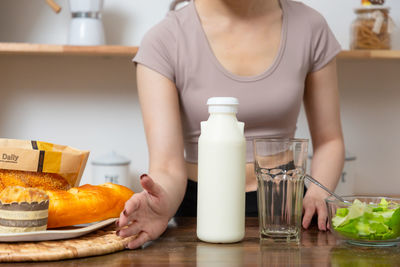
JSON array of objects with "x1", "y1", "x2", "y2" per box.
[{"x1": 351, "y1": 6, "x2": 393, "y2": 50}]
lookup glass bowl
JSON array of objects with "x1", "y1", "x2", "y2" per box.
[{"x1": 325, "y1": 196, "x2": 400, "y2": 247}]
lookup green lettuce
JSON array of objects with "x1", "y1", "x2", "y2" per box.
[{"x1": 332, "y1": 198, "x2": 400, "y2": 240}]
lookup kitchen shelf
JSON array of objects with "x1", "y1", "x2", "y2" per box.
[
  {"x1": 0, "y1": 42, "x2": 138, "y2": 57},
  {"x1": 1, "y1": 43, "x2": 400, "y2": 59},
  {"x1": 338, "y1": 50, "x2": 400, "y2": 59}
]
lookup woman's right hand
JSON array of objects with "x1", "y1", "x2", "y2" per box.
[
  {"x1": 119, "y1": 64, "x2": 188, "y2": 249},
  {"x1": 116, "y1": 174, "x2": 171, "y2": 249}
]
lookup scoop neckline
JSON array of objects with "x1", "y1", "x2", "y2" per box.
[{"x1": 190, "y1": 0, "x2": 288, "y2": 82}]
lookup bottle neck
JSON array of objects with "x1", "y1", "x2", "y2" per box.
[
  {"x1": 208, "y1": 112, "x2": 237, "y2": 118},
  {"x1": 208, "y1": 105, "x2": 238, "y2": 114},
  {"x1": 207, "y1": 113, "x2": 238, "y2": 126}
]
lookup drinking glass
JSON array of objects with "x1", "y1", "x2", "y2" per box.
[{"x1": 253, "y1": 138, "x2": 308, "y2": 243}]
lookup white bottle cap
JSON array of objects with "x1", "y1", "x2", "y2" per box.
[{"x1": 207, "y1": 97, "x2": 239, "y2": 113}]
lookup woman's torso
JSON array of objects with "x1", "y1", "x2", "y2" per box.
[
  {"x1": 187, "y1": 0, "x2": 285, "y2": 191},
  {"x1": 134, "y1": 0, "x2": 341, "y2": 190},
  {"x1": 174, "y1": 0, "x2": 310, "y2": 165}
]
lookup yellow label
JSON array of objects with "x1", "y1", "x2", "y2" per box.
[
  {"x1": 36, "y1": 142, "x2": 62, "y2": 173},
  {"x1": 42, "y1": 151, "x2": 62, "y2": 173},
  {"x1": 37, "y1": 141, "x2": 54, "y2": 152}
]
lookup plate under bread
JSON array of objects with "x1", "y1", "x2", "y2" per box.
[{"x1": 0, "y1": 218, "x2": 117, "y2": 242}]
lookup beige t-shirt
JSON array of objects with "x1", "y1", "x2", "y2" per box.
[{"x1": 133, "y1": 0, "x2": 341, "y2": 163}]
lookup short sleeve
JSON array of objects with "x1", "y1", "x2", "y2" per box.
[
  {"x1": 309, "y1": 16, "x2": 342, "y2": 73},
  {"x1": 133, "y1": 14, "x2": 177, "y2": 82}
]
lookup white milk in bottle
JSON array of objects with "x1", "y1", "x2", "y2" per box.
[{"x1": 197, "y1": 97, "x2": 246, "y2": 243}]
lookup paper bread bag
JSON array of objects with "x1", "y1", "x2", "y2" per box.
[{"x1": 0, "y1": 139, "x2": 89, "y2": 187}]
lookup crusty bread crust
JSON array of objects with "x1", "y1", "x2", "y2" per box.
[
  {"x1": 0, "y1": 170, "x2": 134, "y2": 228},
  {"x1": 0, "y1": 186, "x2": 49, "y2": 204},
  {"x1": 0, "y1": 170, "x2": 70, "y2": 191},
  {"x1": 46, "y1": 183, "x2": 134, "y2": 228}
]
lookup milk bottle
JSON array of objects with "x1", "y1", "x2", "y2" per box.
[{"x1": 197, "y1": 97, "x2": 246, "y2": 243}]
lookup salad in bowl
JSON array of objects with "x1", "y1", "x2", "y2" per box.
[{"x1": 326, "y1": 196, "x2": 400, "y2": 246}]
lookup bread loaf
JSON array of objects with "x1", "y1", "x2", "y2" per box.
[
  {"x1": 46, "y1": 183, "x2": 134, "y2": 228},
  {"x1": 0, "y1": 169, "x2": 70, "y2": 192}
]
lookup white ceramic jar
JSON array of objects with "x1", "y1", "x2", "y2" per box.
[
  {"x1": 92, "y1": 151, "x2": 131, "y2": 188},
  {"x1": 68, "y1": 0, "x2": 105, "y2": 45}
]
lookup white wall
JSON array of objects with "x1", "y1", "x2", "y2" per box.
[
  {"x1": 294, "y1": 0, "x2": 400, "y2": 195},
  {"x1": 0, "y1": 55, "x2": 147, "y2": 191},
  {"x1": 0, "y1": 0, "x2": 170, "y2": 45},
  {"x1": 0, "y1": 0, "x2": 400, "y2": 194},
  {"x1": 296, "y1": 59, "x2": 400, "y2": 195}
]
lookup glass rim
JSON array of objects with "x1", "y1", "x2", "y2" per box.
[{"x1": 253, "y1": 138, "x2": 309, "y2": 144}]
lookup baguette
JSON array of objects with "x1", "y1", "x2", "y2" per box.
[
  {"x1": 0, "y1": 169, "x2": 70, "y2": 191},
  {"x1": 46, "y1": 183, "x2": 134, "y2": 228}
]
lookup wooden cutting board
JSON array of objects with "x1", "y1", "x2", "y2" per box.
[{"x1": 0, "y1": 225, "x2": 136, "y2": 262}]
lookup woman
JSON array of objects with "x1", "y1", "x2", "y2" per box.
[{"x1": 117, "y1": 0, "x2": 345, "y2": 249}]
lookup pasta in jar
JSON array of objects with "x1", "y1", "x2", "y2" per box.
[{"x1": 351, "y1": 7, "x2": 393, "y2": 50}]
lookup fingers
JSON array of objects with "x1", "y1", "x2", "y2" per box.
[
  {"x1": 302, "y1": 198, "x2": 328, "y2": 231},
  {"x1": 140, "y1": 174, "x2": 160, "y2": 197},
  {"x1": 118, "y1": 221, "x2": 141, "y2": 238},
  {"x1": 125, "y1": 231, "x2": 151, "y2": 250},
  {"x1": 316, "y1": 204, "x2": 328, "y2": 231},
  {"x1": 140, "y1": 174, "x2": 163, "y2": 197},
  {"x1": 302, "y1": 205, "x2": 315, "y2": 229},
  {"x1": 119, "y1": 195, "x2": 141, "y2": 227},
  {"x1": 124, "y1": 195, "x2": 141, "y2": 215}
]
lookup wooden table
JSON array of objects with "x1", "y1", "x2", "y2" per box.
[{"x1": 7, "y1": 218, "x2": 400, "y2": 266}]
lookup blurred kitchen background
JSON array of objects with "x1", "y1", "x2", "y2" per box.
[{"x1": 0, "y1": 0, "x2": 399, "y2": 194}]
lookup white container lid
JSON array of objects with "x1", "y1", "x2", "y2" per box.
[
  {"x1": 207, "y1": 97, "x2": 239, "y2": 113},
  {"x1": 92, "y1": 151, "x2": 131, "y2": 166}
]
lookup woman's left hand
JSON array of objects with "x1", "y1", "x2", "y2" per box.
[
  {"x1": 302, "y1": 188, "x2": 330, "y2": 231},
  {"x1": 302, "y1": 59, "x2": 345, "y2": 231}
]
